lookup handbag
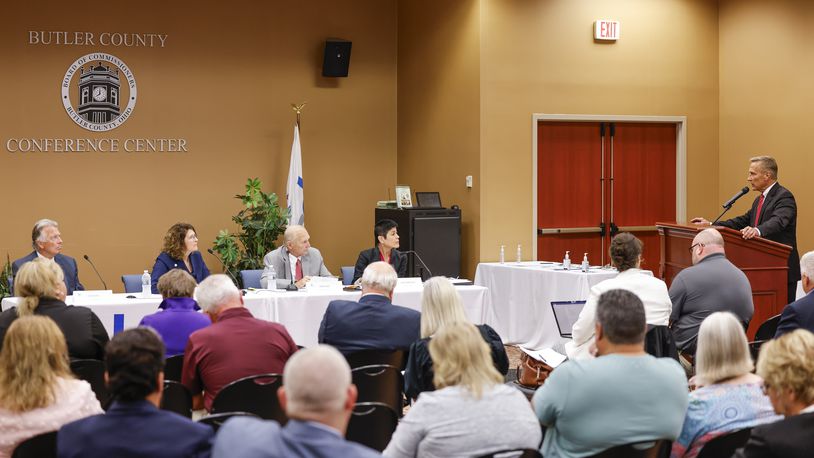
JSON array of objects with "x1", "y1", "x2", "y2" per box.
[{"x1": 516, "y1": 353, "x2": 553, "y2": 388}]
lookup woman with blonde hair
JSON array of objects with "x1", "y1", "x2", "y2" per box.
[
  {"x1": 384, "y1": 322, "x2": 541, "y2": 457},
  {"x1": 404, "y1": 276, "x2": 508, "y2": 400},
  {"x1": 0, "y1": 316, "x2": 102, "y2": 456},
  {"x1": 671, "y1": 312, "x2": 780, "y2": 458},
  {"x1": 733, "y1": 329, "x2": 814, "y2": 457},
  {"x1": 0, "y1": 258, "x2": 108, "y2": 359}
]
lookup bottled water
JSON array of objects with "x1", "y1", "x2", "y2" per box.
[{"x1": 141, "y1": 270, "x2": 151, "y2": 297}]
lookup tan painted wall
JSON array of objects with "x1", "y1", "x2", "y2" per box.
[
  {"x1": 397, "y1": 0, "x2": 481, "y2": 278},
  {"x1": 0, "y1": 0, "x2": 397, "y2": 289},
  {"x1": 719, "y1": 0, "x2": 813, "y2": 255},
  {"x1": 479, "y1": 0, "x2": 720, "y2": 261}
]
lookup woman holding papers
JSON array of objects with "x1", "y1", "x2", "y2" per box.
[
  {"x1": 150, "y1": 222, "x2": 210, "y2": 294},
  {"x1": 352, "y1": 219, "x2": 407, "y2": 284}
]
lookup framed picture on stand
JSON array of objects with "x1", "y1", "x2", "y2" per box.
[{"x1": 395, "y1": 185, "x2": 413, "y2": 208}]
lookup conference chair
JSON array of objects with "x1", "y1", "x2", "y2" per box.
[
  {"x1": 164, "y1": 354, "x2": 184, "y2": 382},
  {"x1": 11, "y1": 431, "x2": 57, "y2": 458},
  {"x1": 121, "y1": 274, "x2": 142, "y2": 293},
  {"x1": 197, "y1": 412, "x2": 260, "y2": 432},
  {"x1": 589, "y1": 440, "x2": 667, "y2": 458},
  {"x1": 5, "y1": 276, "x2": 12, "y2": 296},
  {"x1": 160, "y1": 380, "x2": 193, "y2": 418},
  {"x1": 346, "y1": 402, "x2": 399, "y2": 452},
  {"x1": 696, "y1": 428, "x2": 752, "y2": 458},
  {"x1": 351, "y1": 364, "x2": 404, "y2": 416},
  {"x1": 754, "y1": 314, "x2": 782, "y2": 341},
  {"x1": 70, "y1": 359, "x2": 110, "y2": 409},
  {"x1": 476, "y1": 449, "x2": 542, "y2": 458},
  {"x1": 346, "y1": 349, "x2": 407, "y2": 371},
  {"x1": 644, "y1": 325, "x2": 679, "y2": 361},
  {"x1": 210, "y1": 373, "x2": 287, "y2": 424},
  {"x1": 240, "y1": 269, "x2": 263, "y2": 289},
  {"x1": 341, "y1": 266, "x2": 354, "y2": 285}
]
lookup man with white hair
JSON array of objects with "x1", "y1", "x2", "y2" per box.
[
  {"x1": 181, "y1": 274, "x2": 299, "y2": 411},
  {"x1": 775, "y1": 251, "x2": 814, "y2": 337},
  {"x1": 260, "y1": 225, "x2": 332, "y2": 289},
  {"x1": 12, "y1": 218, "x2": 84, "y2": 295},
  {"x1": 318, "y1": 262, "x2": 420, "y2": 355},
  {"x1": 212, "y1": 345, "x2": 380, "y2": 458},
  {"x1": 669, "y1": 228, "x2": 754, "y2": 355}
]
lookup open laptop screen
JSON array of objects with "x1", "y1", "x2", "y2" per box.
[{"x1": 551, "y1": 300, "x2": 587, "y2": 338}]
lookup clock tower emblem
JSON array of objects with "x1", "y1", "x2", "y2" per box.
[{"x1": 61, "y1": 53, "x2": 138, "y2": 132}]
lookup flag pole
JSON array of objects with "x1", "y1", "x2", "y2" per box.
[{"x1": 291, "y1": 102, "x2": 306, "y2": 128}]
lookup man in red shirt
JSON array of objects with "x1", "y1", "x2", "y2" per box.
[{"x1": 181, "y1": 274, "x2": 298, "y2": 411}]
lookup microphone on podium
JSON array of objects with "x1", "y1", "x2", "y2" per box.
[
  {"x1": 83, "y1": 254, "x2": 108, "y2": 290},
  {"x1": 712, "y1": 186, "x2": 750, "y2": 225}
]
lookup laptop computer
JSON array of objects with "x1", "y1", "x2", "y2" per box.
[
  {"x1": 414, "y1": 191, "x2": 442, "y2": 208},
  {"x1": 551, "y1": 300, "x2": 587, "y2": 338}
]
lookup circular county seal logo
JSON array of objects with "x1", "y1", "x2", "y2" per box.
[{"x1": 61, "y1": 52, "x2": 137, "y2": 132}]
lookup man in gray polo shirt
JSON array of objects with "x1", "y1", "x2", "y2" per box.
[{"x1": 669, "y1": 228, "x2": 754, "y2": 355}]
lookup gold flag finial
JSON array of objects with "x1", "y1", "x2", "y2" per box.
[{"x1": 291, "y1": 102, "x2": 307, "y2": 127}]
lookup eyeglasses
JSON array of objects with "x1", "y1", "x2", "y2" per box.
[{"x1": 688, "y1": 243, "x2": 704, "y2": 253}]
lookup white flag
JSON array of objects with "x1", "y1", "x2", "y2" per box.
[{"x1": 287, "y1": 124, "x2": 304, "y2": 226}]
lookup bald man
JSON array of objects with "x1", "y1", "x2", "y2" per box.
[
  {"x1": 669, "y1": 228, "x2": 754, "y2": 355},
  {"x1": 260, "y1": 225, "x2": 332, "y2": 289}
]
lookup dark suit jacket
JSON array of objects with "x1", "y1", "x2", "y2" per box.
[
  {"x1": 732, "y1": 412, "x2": 814, "y2": 458},
  {"x1": 58, "y1": 400, "x2": 213, "y2": 458},
  {"x1": 774, "y1": 291, "x2": 814, "y2": 338},
  {"x1": 11, "y1": 251, "x2": 84, "y2": 295},
  {"x1": 318, "y1": 293, "x2": 421, "y2": 354},
  {"x1": 150, "y1": 250, "x2": 210, "y2": 293},
  {"x1": 718, "y1": 183, "x2": 800, "y2": 283},
  {"x1": 352, "y1": 247, "x2": 408, "y2": 283},
  {"x1": 0, "y1": 297, "x2": 108, "y2": 360}
]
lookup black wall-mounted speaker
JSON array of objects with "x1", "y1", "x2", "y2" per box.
[{"x1": 322, "y1": 39, "x2": 352, "y2": 77}]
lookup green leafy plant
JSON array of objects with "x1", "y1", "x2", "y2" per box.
[
  {"x1": 0, "y1": 255, "x2": 12, "y2": 299},
  {"x1": 212, "y1": 178, "x2": 288, "y2": 287}
]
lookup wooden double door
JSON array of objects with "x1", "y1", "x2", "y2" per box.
[{"x1": 536, "y1": 121, "x2": 677, "y2": 273}]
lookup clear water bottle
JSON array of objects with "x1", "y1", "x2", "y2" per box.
[
  {"x1": 563, "y1": 251, "x2": 571, "y2": 270},
  {"x1": 516, "y1": 244, "x2": 522, "y2": 263},
  {"x1": 499, "y1": 245, "x2": 505, "y2": 264},
  {"x1": 268, "y1": 265, "x2": 277, "y2": 288},
  {"x1": 141, "y1": 270, "x2": 151, "y2": 297}
]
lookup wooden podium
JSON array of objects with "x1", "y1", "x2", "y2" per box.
[{"x1": 657, "y1": 222, "x2": 791, "y2": 339}]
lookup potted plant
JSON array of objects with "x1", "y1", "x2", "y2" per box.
[
  {"x1": 0, "y1": 255, "x2": 12, "y2": 299},
  {"x1": 211, "y1": 178, "x2": 288, "y2": 287}
]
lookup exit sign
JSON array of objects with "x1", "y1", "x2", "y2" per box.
[{"x1": 594, "y1": 20, "x2": 620, "y2": 41}]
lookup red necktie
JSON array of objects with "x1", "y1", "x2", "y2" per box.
[
  {"x1": 295, "y1": 258, "x2": 303, "y2": 281},
  {"x1": 754, "y1": 195, "x2": 765, "y2": 226}
]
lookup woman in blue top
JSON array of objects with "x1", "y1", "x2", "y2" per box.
[{"x1": 150, "y1": 222, "x2": 210, "y2": 293}]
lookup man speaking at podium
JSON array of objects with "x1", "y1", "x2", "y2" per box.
[{"x1": 692, "y1": 156, "x2": 799, "y2": 303}]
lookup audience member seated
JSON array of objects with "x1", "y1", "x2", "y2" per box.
[
  {"x1": 775, "y1": 250, "x2": 814, "y2": 337},
  {"x1": 150, "y1": 222, "x2": 210, "y2": 294},
  {"x1": 260, "y1": 225, "x2": 332, "y2": 289},
  {"x1": 733, "y1": 329, "x2": 814, "y2": 458},
  {"x1": 534, "y1": 289, "x2": 688, "y2": 457},
  {"x1": 213, "y1": 345, "x2": 380, "y2": 458},
  {"x1": 318, "y1": 262, "x2": 420, "y2": 355},
  {"x1": 384, "y1": 322, "x2": 540, "y2": 457},
  {"x1": 138, "y1": 269, "x2": 211, "y2": 357},
  {"x1": 566, "y1": 232, "x2": 673, "y2": 360},
  {"x1": 12, "y1": 218, "x2": 84, "y2": 295},
  {"x1": 352, "y1": 219, "x2": 408, "y2": 284},
  {"x1": 0, "y1": 259, "x2": 108, "y2": 360},
  {"x1": 404, "y1": 276, "x2": 507, "y2": 400},
  {"x1": 0, "y1": 317, "x2": 102, "y2": 457},
  {"x1": 670, "y1": 228, "x2": 753, "y2": 355},
  {"x1": 182, "y1": 274, "x2": 298, "y2": 411},
  {"x1": 58, "y1": 327, "x2": 213, "y2": 458},
  {"x1": 671, "y1": 312, "x2": 780, "y2": 458}
]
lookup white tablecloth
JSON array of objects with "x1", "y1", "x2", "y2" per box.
[
  {"x1": 474, "y1": 262, "x2": 617, "y2": 349},
  {"x1": 1, "y1": 284, "x2": 488, "y2": 349}
]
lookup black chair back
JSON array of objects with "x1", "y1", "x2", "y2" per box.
[
  {"x1": 197, "y1": 411, "x2": 260, "y2": 432},
  {"x1": 12, "y1": 431, "x2": 57, "y2": 458},
  {"x1": 696, "y1": 428, "x2": 752, "y2": 458},
  {"x1": 70, "y1": 359, "x2": 109, "y2": 408},
  {"x1": 590, "y1": 440, "x2": 665, "y2": 458},
  {"x1": 210, "y1": 373, "x2": 286, "y2": 424},
  {"x1": 352, "y1": 364, "x2": 404, "y2": 415},
  {"x1": 346, "y1": 349, "x2": 406, "y2": 371},
  {"x1": 160, "y1": 380, "x2": 192, "y2": 418},
  {"x1": 754, "y1": 314, "x2": 782, "y2": 341},
  {"x1": 644, "y1": 325, "x2": 679, "y2": 361},
  {"x1": 477, "y1": 449, "x2": 542, "y2": 458},
  {"x1": 164, "y1": 354, "x2": 184, "y2": 382},
  {"x1": 346, "y1": 402, "x2": 399, "y2": 452}
]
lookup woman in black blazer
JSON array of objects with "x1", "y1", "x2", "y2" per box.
[{"x1": 352, "y1": 219, "x2": 408, "y2": 283}]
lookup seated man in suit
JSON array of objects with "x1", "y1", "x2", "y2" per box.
[
  {"x1": 213, "y1": 345, "x2": 380, "y2": 458},
  {"x1": 182, "y1": 274, "x2": 299, "y2": 412},
  {"x1": 533, "y1": 289, "x2": 688, "y2": 457},
  {"x1": 57, "y1": 327, "x2": 213, "y2": 458},
  {"x1": 319, "y1": 261, "x2": 420, "y2": 355},
  {"x1": 12, "y1": 219, "x2": 84, "y2": 295},
  {"x1": 260, "y1": 225, "x2": 332, "y2": 289},
  {"x1": 775, "y1": 251, "x2": 814, "y2": 337}
]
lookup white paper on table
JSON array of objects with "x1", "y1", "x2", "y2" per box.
[
  {"x1": 519, "y1": 346, "x2": 567, "y2": 368},
  {"x1": 396, "y1": 277, "x2": 423, "y2": 287},
  {"x1": 305, "y1": 277, "x2": 342, "y2": 290}
]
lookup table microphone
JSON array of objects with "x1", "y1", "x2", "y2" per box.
[
  {"x1": 205, "y1": 249, "x2": 240, "y2": 286},
  {"x1": 82, "y1": 254, "x2": 108, "y2": 290},
  {"x1": 403, "y1": 250, "x2": 433, "y2": 280},
  {"x1": 282, "y1": 249, "x2": 298, "y2": 291}
]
